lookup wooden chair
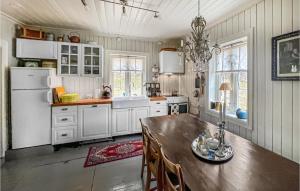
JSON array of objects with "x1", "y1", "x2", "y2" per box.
[
  {"x1": 140, "y1": 119, "x2": 150, "y2": 178},
  {"x1": 144, "y1": 128, "x2": 163, "y2": 191},
  {"x1": 161, "y1": 148, "x2": 185, "y2": 191}
]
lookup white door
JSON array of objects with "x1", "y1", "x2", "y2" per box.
[
  {"x1": 11, "y1": 89, "x2": 51, "y2": 149},
  {"x1": 78, "y1": 104, "x2": 110, "y2": 141},
  {"x1": 131, "y1": 107, "x2": 149, "y2": 133},
  {"x1": 16, "y1": 38, "x2": 57, "y2": 59},
  {"x1": 112, "y1": 108, "x2": 131, "y2": 136}
]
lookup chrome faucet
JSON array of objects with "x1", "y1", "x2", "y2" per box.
[{"x1": 128, "y1": 82, "x2": 135, "y2": 96}]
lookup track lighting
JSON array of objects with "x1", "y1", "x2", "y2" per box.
[{"x1": 96, "y1": 0, "x2": 159, "y2": 18}]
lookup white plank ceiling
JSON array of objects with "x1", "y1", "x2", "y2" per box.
[{"x1": 2, "y1": 0, "x2": 253, "y2": 39}]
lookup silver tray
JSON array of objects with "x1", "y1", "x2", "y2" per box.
[{"x1": 191, "y1": 138, "x2": 234, "y2": 162}]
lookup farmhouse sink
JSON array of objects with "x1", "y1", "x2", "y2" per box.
[{"x1": 112, "y1": 96, "x2": 150, "y2": 109}]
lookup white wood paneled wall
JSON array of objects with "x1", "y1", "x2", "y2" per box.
[
  {"x1": 1, "y1": 14, "x2": 181, "y2": 98},
  {"x1": 180, "y1": 0, "x2": 300, "y2": 163},
  {"x1": 37, "y1": 28, "x2": 181, "y2": 98}
]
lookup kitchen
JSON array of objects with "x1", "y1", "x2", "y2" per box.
[{"x1": 1, "y1": 0, "x2": 299, "y2": 191}]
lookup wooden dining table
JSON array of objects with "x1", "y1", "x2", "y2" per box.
[{"x1": 141, "y1": 114, "x2": 299, "y2": 191}]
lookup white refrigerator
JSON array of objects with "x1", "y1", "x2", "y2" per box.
[{"x1": 11, "y1": 67, "x2": 61, "y2": 149}]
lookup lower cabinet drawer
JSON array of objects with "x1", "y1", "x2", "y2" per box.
[
  {"x1": 150, "y1": 106, "x2": 168, "y2": 117},
  {"x1": 53, "y1": 112, "x2": 77, "y2": 127},
  {"x1": 52, "y1": 126, "x2": 77, "y2": 145}
]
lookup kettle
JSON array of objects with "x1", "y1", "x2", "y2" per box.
[
  {"x1": 68, "y1": 32, "x2": 80, "y2": 43},
  {"x1": 102, "y1": 85, "x2": 112, "y2": 99}
]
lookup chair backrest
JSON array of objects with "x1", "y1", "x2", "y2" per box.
[
  {"x1": 161, "y1": 149, "x2": 185, "y2": 191},
  {"x1": 145, "y1": 126, "x2": 163, "y2": 190},
  {"x1": 140, "y1": 119, "x2": 149, "y2": 147}
]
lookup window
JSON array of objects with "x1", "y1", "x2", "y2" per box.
[
  {"x1": 111, "y1": 54, "x2": 145, "y2": 96},
  {"x1": 209, "y1": 37, "x2": 248, "y2": 116}
]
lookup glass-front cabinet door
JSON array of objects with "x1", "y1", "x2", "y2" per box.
[
  {"x1": 82, "y1": 45, "x2": 103, "y2": 77},
  {"x1": 58, "y1": 43, "x2": 80, "y2": 76}
]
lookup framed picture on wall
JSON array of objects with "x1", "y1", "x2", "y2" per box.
[{"x1": 272, "y1": 30, "x2": 300, "y2": 80}]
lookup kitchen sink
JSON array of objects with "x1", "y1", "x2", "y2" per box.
[{"x1": 112, "y1": 96, "x2": 150, "y2": 109}]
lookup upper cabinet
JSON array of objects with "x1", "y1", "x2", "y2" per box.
[
  {"x1": 159, "y1": 51, "x2": 184, "y2": 74},
  {"x1": 16, "y1": 38, "x2": 57, "y2": 59},
  {"x1": 81, "y1": 45, "x2": 103, "y2": 77},
  {"x1": 16, "y1": 39, "x2": 104, "y2": 77},
  {"x1": 57, "y1": 42, "x2": 81, "y2": 76}
]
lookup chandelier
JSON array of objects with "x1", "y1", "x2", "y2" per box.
[{"x1": 184, "y1": 0, "x2": 221, "y2": 72}]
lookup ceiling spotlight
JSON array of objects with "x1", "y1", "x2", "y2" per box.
[
  {"x1": 81, "y1": 0, "x2": 91, "y2": 11},
  {"x1": 120, "y1": 0, "x2": 127, "y2": 16},
  {"x1": 154, "y1": 12, "x2": 159, "y2": 19},
  {"x1": 122, "y1": 6, "x2": 126, "y2": 16}
]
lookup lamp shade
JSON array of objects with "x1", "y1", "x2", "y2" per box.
[{"x1": 219, "y1": 82, "x2": 232, "y2": 91}]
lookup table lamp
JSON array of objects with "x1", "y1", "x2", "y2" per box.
[
  {"x1": 217, "y1": 82, "x2": 232, "y2": 150},
  {"x1": 219, "y1": 82, "x2": 232, "y2": 122}
]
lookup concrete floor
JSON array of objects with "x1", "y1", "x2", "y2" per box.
[{"x1": 1, "y1": 135, "x2": 150, "y2": 191}]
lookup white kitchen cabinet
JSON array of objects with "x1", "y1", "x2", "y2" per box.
[
  {"x1": 52, "y1": 126, "x2": 77, "y2": 145},
  {"x1": 78, "y1": 104, "x2": 111, "y2": 141},
  {"x1": 131, "y1": 107, "x2": 149, "y2": 133},
  {"x1": 57, "y1": 42, "x2": 81, "y2": 76},
  {"x1": 112, "y1": 107, "x2": 149, "y2": 136},
  {"x1": 112, "y1": 108, "x2": 131, "y2": 136},
  {"x1": 81, "y1": 44, "x2": 103, "y2": 77},
  {"x1": 150, "y1": 106, "x2": 168, "y2": 117},
  {"x1": 159, "y1": 51, "x2": 184, "y2": 74},
  {"x1": 16, "y1": 38, "x2": 58, "y2": 59},
  {"x1": 150, "y1": 100, "x2": 168, "y2": 117},
  {"x1": 52, "y1": 106, "x2": 78, "y2": 145}
]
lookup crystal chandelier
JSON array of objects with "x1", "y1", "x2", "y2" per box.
[{"x1": 184, "y1": 0, "x2": 221, "y2": 72}]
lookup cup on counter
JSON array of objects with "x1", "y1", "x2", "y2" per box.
[
  {"x1": 94, "y1": 89, "x2": 101, "y2": 99},
  {"x1": 86, "y1": 93, "x2": 93, "y2": 99}
]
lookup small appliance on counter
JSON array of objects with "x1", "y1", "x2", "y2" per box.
[
  {"x1": 102, "y1": 85, "x2": 112, "y2": 99},
  {"x1": 145, "y1": 82, "x2": 161, "y2": 97}
]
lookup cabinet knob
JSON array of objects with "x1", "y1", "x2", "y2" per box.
[
  {"x1": 61, "y1": 118, "x2": 68, "y2": 121},
  {"x1": 61, "y1": 133, "x2": 68, "y2": 137},
  {"x1": 91, "y1": 105, "x2": 98, "y2": 108},
  {"x1": 62, "y1": 108, "x2": 68, "y2": 111},
  {"x1": 156, "y1": 102, "x2": 160, "y2": 104},
  {"x1": 156, "y1": 110, "x2": 160, "y2": 112}
]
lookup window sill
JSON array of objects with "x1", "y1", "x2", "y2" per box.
[{"x1": 206, "y1": 109, "x2": 247, "y2": 127}]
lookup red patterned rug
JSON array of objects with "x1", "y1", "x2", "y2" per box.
[{"x1": 84, "y1": 140, "x2": 143, "y2": 167}]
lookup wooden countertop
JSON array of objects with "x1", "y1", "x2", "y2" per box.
[
  {"x1": 149, "y1": 96, "x2": 166, "y2": 101},
  {"x1": 52, "y1": 96, "x2": 165, "y2": 107},
  {"x1": 51, "y1": 98, "x2": 112, "y2": 107},
  {"x1": 142, "y1": 114, "x2": 299, "y2": 191}
]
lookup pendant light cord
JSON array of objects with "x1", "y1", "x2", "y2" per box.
[{"x1": 198, "y1": 0, "x2": 200, "y2": 16}]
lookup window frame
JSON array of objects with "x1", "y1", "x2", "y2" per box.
[
  {"x1": 206, "y1": 29, "x2": 254, "y2": 129},
  {"x1": 214, "y1": 41, "x2": 248, "y2": 113},
  {"x1": 105, "y1": 50, "x2": 148, "y2": 97}
]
